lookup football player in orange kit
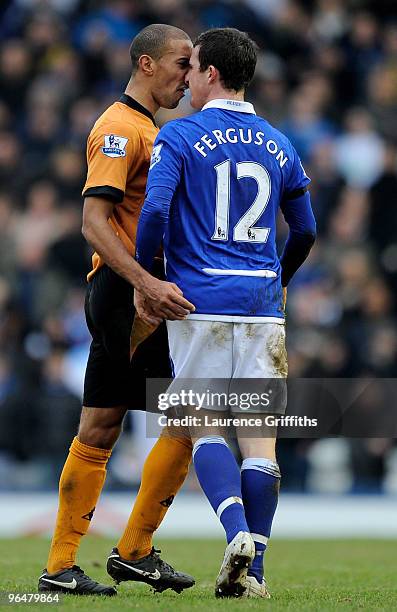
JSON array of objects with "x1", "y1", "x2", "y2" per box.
[{"x1": 38, "y1": 24, "x2": 195, "y2": 597}]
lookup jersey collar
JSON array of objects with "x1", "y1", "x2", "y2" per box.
[
  {"x1": 201, "y1": 99, "x2": 256, "y2": 114},
  {"x1": 119, "y1": 93, "x2": 157, "y2": 126}
]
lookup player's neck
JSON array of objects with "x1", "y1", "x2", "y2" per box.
[
  {"x1": 203, "y1": 88, "x2": 245, "y2": 106},
  {"x1": 124, "y1": 80, "x2": 159, "y2": 117}
]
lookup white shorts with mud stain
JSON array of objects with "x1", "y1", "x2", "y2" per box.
[{"x1": 166, "y1": 320, "x2": 287, "y2": 413}]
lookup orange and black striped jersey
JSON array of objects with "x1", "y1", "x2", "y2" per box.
[{"x1": 82, "y1": 94, "x2": 158, "y2": 281}]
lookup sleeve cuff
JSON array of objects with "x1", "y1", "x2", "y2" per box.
[
  {"x1": 83, "y1": 185, "x2": 124, "y2": 204},
  {"x1": 283, "y1": 185, "x2": 309, "y2": 200}
]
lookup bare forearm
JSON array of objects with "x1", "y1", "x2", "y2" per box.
[{"x1": 82, "y1": 196, "x2": 195, "y2": 323}]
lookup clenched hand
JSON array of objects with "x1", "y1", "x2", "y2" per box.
[{"x1": 134, "y1": 277, "x2": 195, "y2": 326}]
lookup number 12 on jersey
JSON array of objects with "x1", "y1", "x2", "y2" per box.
[{"x1": 212, "y1": 160, "x2": 271, "y2": 244}]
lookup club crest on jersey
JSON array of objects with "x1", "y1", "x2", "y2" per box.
[
  {"x1": 150, "y1": 143, "x2": 163, "y2": 169},
  {"x1": 102, "y1": 134, "x2": 128, "y2": 158}
]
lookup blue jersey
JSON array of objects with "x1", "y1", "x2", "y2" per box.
[{"x1": 140, "y1": 99, "x2": 311, "y2": 321}]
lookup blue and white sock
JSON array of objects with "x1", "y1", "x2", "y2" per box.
[
  {"x1": 241, "y1": 457, "x2": 281, "y2": 582},
  {"x1": 193, "y1": 436, "x2": 249, "y2": 543}
]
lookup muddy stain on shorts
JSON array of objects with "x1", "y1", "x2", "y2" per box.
[
  {"x1": 210, "y1": 322, "x2": 229, "y2": 348},
  {"x1": 267, "y1": 327, "x2": 288, "y2": 377},
  {"x1": 180, "y1": 324, "x2": 191, "y2": 340},
  {"x1": 244, "y1": 325, "x2": 255, "y2": 339}
]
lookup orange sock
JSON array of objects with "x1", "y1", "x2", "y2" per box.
[
  {"x1": 47, "y1": 436, "x2": 111, "y2": 573},
  {"x1": 117, "y1": 433, "x2": 192, "y2": 560}
]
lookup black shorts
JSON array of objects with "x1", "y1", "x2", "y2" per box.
[{"x1": 83, "y1": 264, "x2": 171, "y2": 409}]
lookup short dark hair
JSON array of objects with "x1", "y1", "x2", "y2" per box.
[
  {"x1": 194, "y1": 28, "x2": 257, "y2": 92},
  {"x1": 129, "y1": 24, "x2": 190, "y2": 74}
]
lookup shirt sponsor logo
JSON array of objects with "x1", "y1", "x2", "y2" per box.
[{"x1": 102, "y1": 134, "x2": 128, "y2": 157}]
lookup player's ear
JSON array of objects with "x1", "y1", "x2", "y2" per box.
[
  {"x1": 208, "y1": 65, "x2": 219, "y2": 85},
  {"x1": 138, "y1": 54, "x2": 155, "y2": 76}
]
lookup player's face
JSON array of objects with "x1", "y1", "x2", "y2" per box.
[
  {"x1": 152, "y1": 39, "x2": 192, "y2": 109},
  {"x1": 185, "y1": 46, "x2": 210, "y2": 109}
]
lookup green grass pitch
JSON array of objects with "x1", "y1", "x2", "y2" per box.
[{"x1": 1, "y1": 537, "x2": 396, "y2": 610}]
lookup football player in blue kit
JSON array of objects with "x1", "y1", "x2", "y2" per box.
[{"x1": 135, "y1": 28, "x2": 316, "y2": 599}]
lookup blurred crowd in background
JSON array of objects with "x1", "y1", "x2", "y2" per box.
[{"x1": 0, "y1": 0, "x2": 396, "y2": 494}]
